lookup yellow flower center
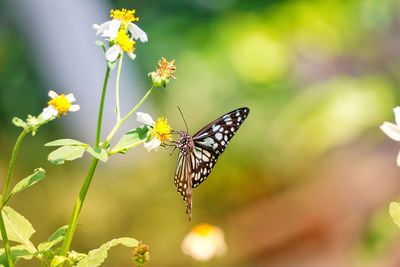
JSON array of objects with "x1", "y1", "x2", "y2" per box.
[
  {"x1": 48, "y1": 94, "x2": 71, "y2": 115},
  {"x1": 110, "y1": 8, "x2": 139, "y2": 23},
  {"x1": 116, "y1": 30, "x2": 136, "y2": 52},
  {"x1": 152, "y1": 117, "x2": 172, "y2": 143},
  {"x1": 192, "y1": 224, "x2": 214, "y2": 236}
]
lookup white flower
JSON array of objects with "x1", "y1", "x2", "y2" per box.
[
  {"x1": 181, "y1": 224, "x2": 227, "y2": 261},
  {"x1": 380, "y1": 107, "x2": 400, "y2": 165},
  {"x1": 93, "y1": 20, "x2": 121, "y2": 40},
  {"x1": 42, "y1": 90, "x2": 80, "y2": 120},
  {"x1": 136, "y1": 112, "x2": 172, "y2": 151},
  {"x1": 93, "y1": 8, "x2": 148, "y2": 43}
]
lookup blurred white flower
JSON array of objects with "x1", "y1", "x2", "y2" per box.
[
  {"x1": 380, "y1": 107, "x2": 400, "y2": 165},
  {"x1": 181, "y1": 224, "x2": 227, "y2": 261},
  {"x1": 136, "y1": 112, "x2": 172, "y2": 151},
  {"x1": 93, "y1": 9, "x2": 148, "y2": 62},
  {"x1": 42, "y1": 90, "x2": 80, "y2": 120}
]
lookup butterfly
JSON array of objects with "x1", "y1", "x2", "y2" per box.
[{"x1": 174, "y1": 107, "x2": 249, "y2": 219}]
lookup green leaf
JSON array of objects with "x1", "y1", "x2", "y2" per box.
[
  {"x1": 10, "y1": 168, "x2": 46, "y2": 196},
  {"x1": 1, "y1": 207, "x2": 36, "y2": 251},
  {"x1": 0, "y1": 245, "x2": 33, "y2": 265},
  {"x1": 111, "y1": 126, "x2": 149, "y2": 154},
  {"x1": 45, "y1": 139, "x2": 88, "y2": 147},
  {"x1": 12, "y1": 117, "x2": 27, "y2": 129},
  {"x1": 87, "y1": 147, "x2": 108, "y2": 162},
  {"x1": 48, "y1": 146, "x2": 87, "y2": 165},
  {"x1": 76, "y1": 237, "x2": 139, "y2": 267},
  {"x1": 38, "y1": 225, "x2": 68, "y2": 252},
  {"x1": 389, "y1": 201, "x2": 400, "y2": 228},
  {"x1": 50, "y1": 255, "x2": 68, "y2": 267}
]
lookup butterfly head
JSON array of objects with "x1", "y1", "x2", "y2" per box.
[{"x1": 176, "y1": 131, "x2": 194, "y2": 156}]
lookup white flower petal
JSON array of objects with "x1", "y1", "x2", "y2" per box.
[
  {"x1": 69, "y1": 105, "x2": 80, "y2": 112},
  {"x1": 394, "y1": 107, "x2": 400, "y2": 126},
  {"x1": 66, "y1": 93, "x2": 76, "y2": 103},
  {"x1": 136, "y1": 112, "x2": 155, "y2": 126},
  {"x1": 127, "y1": 51, "x2": 136, "y2": 60},
  {"x1": 128, "y1": 23, "x2": 148, "y2": 42},
  {"x1": 105, "y1": 45, "x2": 122, "y2": 62},
  {"x1": 42, "y1": 106, "x2": 58, "y2": 120},
  {"x1": 144, "y1": 138, "x2": 161, "y2": 151},
  {"x1": 380, "y1": 122, "x2": 400, "y2": 141},
  {"x1": 92, "y1": 24, "x2": 101, "y2": 31},
  {"x1": 48, "y1": 90, "x2": 58, "y2": 99},
  {"x1": 101, "y1": 20, "x2": 121, "y2": 39}
]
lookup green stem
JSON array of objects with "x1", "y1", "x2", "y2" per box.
[
  {"x1": 96, "y1": 66, "x2": 111, "y2": 146},
  {"x1": 0, "y1": 213, "x2": 14, "y2": 267},
  {"x1": 59, "y1": 65, "x2": 112, "y2": 256},
  {"x1": 2, "y1": 130, "x2": 28, "y2": 199},
  {"x1": 59, "y1": 158, "x2": 99, "y2": 256},
  {"x1": 104, "y1": 86, "x2": 155, "y2": 145},
  {"x1": 115, "y1": 54, "x2": 124, "y2": 122},
  {"x1": 0, "y1": 129, "x2": 27, "y2": 267}
]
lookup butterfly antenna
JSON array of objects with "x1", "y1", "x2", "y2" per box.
[{"x1": 177, "y1": 106, "x2": 189, "y2": 132}]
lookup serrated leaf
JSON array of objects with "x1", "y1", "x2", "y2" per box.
[
  {"x1": 1, "y1": 207, "x2": 36, "y2": 251},
  {"x1": 76, "y1": 237, "x2": 139, "y2": 267},
  {"x1": 87, "y1": 147, "x2": 108, "y2": 162},
  {"x1": 48, "y1": 146, "x2": 87, "y2": 165},
  {"x1": 10, "y1": 168, "x2": 46, "y2": 196},
  {"x1": 111, "y1": 126, "x2": 149, "y2": 154},
  {"x1": 12, "y1": 117, "x2": 27, "y2": 129},
  {"x1": 38, "y1": 225, "x2": 68, "y2": 252},
  {"x1": 45, "y1": 139, "x2": 88, "y2": 147},
  {"x1": 389, "y1": 201, "x2": 400, "y2": 228},
  {"x1": 50, "y1": 255, "x2": 68, "y2": 267},
  {"x1": 0, "y1": 245, "x2": 33, "y2": 265}
]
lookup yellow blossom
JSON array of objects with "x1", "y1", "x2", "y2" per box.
[
  {"x1": 116, "y1": 29, "x2": 136, "y2": 52},
  {"x1": 42, "y1": 90, "x2": 80, "y2": 120},
  {"x1": 48, "y1": 94, "x2": 71, "y2": 115},
  {"x1": 152, "y1": 117, "x2": 172, "y2": 143},
  {"x1": 110, "y1": 8, "x2": 139, "y2": 23}
]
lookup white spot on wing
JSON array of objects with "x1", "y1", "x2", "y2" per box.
[{"x1": 215, "y1": 133, "x2": 223, "y2": 140}]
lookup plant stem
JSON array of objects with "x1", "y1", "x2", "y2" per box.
[
  {"x1": 0, "y1": 213, "x2": 14, "y2": 267},
  {"x1": 60, "y1": 64, "x2": 113, "y2": 256},
  {"x1": 95, "y1": 66, "x2": 111, "y2": 146},
  {"x1": 2, "y1": 130, "x2": 28, "y2": 199},
  {"x1": 115, "y1": 54, "x2": 124, "y2": 122},
  {"x1": 104, "y1": 86, "x2": 155, "y2": 145},
  {"x1": 59, "y1": 158, "x2": 99, "y2": 256},
  {"x1": 0, "y1": 129, "x2": 27, "y2": 267}
]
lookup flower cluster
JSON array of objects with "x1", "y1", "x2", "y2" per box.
[
  {"x1": 136, "y1": 112, "x2": 173, "y2": 151},
  {"x1": 42, "y1": 90, "x2": 80, "y2": 120},
  {"x1": 132, "y1": 242, "x2": 150, "y2": 266},
  {"x1": 93, "y1": 8, "x2": 148, "y2": 62},
  {"x1": 149, "y1": 58, "x2": 177, "y2": 87}
]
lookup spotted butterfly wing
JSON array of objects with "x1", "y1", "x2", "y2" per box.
[{"x1": 174, "y1": 107, "x2": 249, "y2": 219}]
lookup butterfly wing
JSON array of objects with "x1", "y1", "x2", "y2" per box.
[
  {"x1": 191, "y1": 107, "x2": 249, "y2": 187},
  {"x1": 174, "y1": 151, "x2": 193, "y2": 219}
]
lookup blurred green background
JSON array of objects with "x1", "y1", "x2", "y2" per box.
[{"x1": 1, "y1": 0, "x2": 400, "y2": 266}]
